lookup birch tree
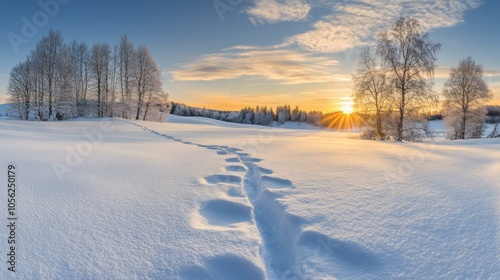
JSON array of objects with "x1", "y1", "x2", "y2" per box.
[
  {"x1": 443, "y1": 57, "x2": 492, "y2": 139},
  {"x1": 7, "y1": 61, "x2": 33, "y2": 120},
  {"x1": 134, "y1": 45, "x2": 162, "y2": 120},
  {"x1": 353, "y1": 48, "x2": 393, "y2": 140},
  {"x1": 90, "y1": 43, "x2": 111, "y2": 117},
  {"x1": 119, "y1": 35, "x2": 135, "y2": 119},
  {"x1": 377, "y1": 17, "x2": 440, "y2": 141}
]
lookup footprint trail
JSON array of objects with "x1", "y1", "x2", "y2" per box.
[{"x1": 125, "y1": 120, "x2": 304, "y2": 279}]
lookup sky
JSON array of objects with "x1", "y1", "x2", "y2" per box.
[{"x1": 0, "y1": 0, "x2": 499, "y2": 112}]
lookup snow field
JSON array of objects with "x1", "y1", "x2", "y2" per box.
[
  {"x1": 0, "y1": 119, "x2": 264, "y2": 279},
  {"x1": 1, "y1": 115, "x2": 499, "y2": 279},
  {"x1": 141, "y1": 116, "x2": 500, "y2": 279}
]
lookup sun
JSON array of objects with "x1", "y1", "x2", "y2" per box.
[{"x1": 341, "y1": 103, "x2": 354, "y2": 114}]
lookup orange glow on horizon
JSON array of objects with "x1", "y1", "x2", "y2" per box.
[
  {"x1": 321, "y1": 111, "x2": 359, "y2": 131},
  {"x1": 173, "y1": 98, "x2": 347, "y2": 113}
]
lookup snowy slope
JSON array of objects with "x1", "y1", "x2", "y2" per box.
[{"x1": 1, "y1": 116, "x2": 499, "y2": 279}]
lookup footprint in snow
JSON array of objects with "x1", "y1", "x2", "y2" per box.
[
  {"x1": 225, "y1": 165, "x2": 246, "y2": 173},
  {"x1": 255, "y1": 166, "x2": 273, "y2": 175},
  {"x1": 225, "y1": 157, "x2": 240, "y2": 163},
  {"x1": 227, "y1": 187, "x2": 245, "y2": 198},
  {"x1": 180, "y1": 255, "x2": 264, "y2": 280},
  {"x1": 206, "y1": 145, "x2": 220, "y2": 150},
  {"x1": 241, "y1": 157, "x2": 262, "y2": 163},
  {"x1": 199, "y1": 199, "x2": 253, "y2": 226},
  {"x1": 202, "y1": 174, "x2": 242, "y2": 185},
  {"x1": 260, "y1": 175, "x2": 293, "y2": 189}
]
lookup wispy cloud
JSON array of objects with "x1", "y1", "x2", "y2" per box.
[
  {"x1": 287, "y1": 0, "x2": 481, "y2": 52},
  {"x1": 170, "y1": 48, "x2": 346, "y2": 84},
  {"x1": 245, "y1": 0, "x2": 311, "y2": 25},
  {"x1": 170, "y1": 0, "x2": 482, "y2": 85}
]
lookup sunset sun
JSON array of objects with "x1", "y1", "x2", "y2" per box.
[{"x1": 341, "y1": 104, "x2": 354, "y2": 114}]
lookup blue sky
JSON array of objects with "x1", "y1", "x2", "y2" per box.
[{"x1": 1, "y1": 0, "x2": 499, "y2": 111}]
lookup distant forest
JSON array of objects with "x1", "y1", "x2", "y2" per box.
[
  {"x1": 172, "y1": 102, "x2": 361, "y2": 130},
  {"x1": 170, "y1": 102, "x2": 500, "y2": 130}
]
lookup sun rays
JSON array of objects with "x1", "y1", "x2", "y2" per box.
[{"x1": 321, "y1": 111, "x2": 358, "y2": 131}]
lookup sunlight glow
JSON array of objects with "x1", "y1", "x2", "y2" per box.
[
  {"x1": 341, "y1": 104, "x2": 354, "y2": 114},
  {"x1": 339, "y1": 99, "x2": 354, "y2": 115},
  {"x1": 322, "y1": 111, "x2": 360, "y2": 132},
  {"x1": 321, "y1": 98, "x2": 359, "y2": 131}
]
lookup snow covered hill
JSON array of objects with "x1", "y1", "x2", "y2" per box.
[{"x1": 0, "y1": 116, "x2": 499, "y2": 279}]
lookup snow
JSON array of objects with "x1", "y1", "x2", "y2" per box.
[
  {"x1": 1, "y1": 115, "x2": 499, "y2": 279},
  {"x1": 271, "y1": 121, "x2": 321, "y2": 130},
  {"x1": 0, "y1": 103, "x2": 13, "y2": 117},
  {"x1": 428, "y1": 119, "x2": 498, "y2": 140}
]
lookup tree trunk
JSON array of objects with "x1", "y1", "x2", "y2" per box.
[
  {"x1": 135, "y1": 105, "x2": 141, "y2": 120},
  {"x1": 396, "y1": 97, "x2": 405, "y2": 141},
  {"x1": 376, "y1": 111, "x2": 384, "y2": 140},
  {"x1": 460, "y1": 109, "x2": 467, "y2": 139},
  {"x1": 142, "y1": 102, "x2": 150, "y2": 121},
  {"x1": 97, "y1": 78, "x2": 101, "y2": 118},
  {"x1": 48, "y1": 80, "x2": 53, "y2": 118}
]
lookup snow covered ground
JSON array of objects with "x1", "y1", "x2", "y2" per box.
[
  {"x1": 0, "y1": 104, "x2": 13, "y2": 117},
  {"x1": 0, "y1": 115, "x2": 499, "y2": 279},
  {"x1": 428, "y1": 119, "x2": 498, "y2": 140}
]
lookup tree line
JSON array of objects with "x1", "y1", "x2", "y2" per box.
[
  {"x1": 171, "y1": 102, "x2": 330, "y2": 127},
  {"x1": 353, "y1": 17, "x2": 493, "y2": 141},
  {"x1": 7, "y1": 30, "x2": 170, "y2": 121},
  {"x1": 486, "y1": 106, "x2": 500, "y2": 123}
]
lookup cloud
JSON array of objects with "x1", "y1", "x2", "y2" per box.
[
  {"x1": 287, "y1": 0, "x2": 481, "y2": 53},
  {"x1": 245, "y1": 0, "x2": 311, "y2": 24},
  {"x1": 170, "y1": 0, "x2": 482, "y2": 86},
  {"x1": 484, "y1": 70, "x2": 500, "y2": 78},
  {"x1": 170, "y1": 48, "x2": 347, "y2": 84}
]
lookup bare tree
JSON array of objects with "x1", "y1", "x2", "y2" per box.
[
  {"x1": 353, "y1": 48, "x2": 393, "y2": 140},
  {"x1": 54, "y1": 45, "x2": 76, "y2": 120},
  {"x1": 143, "y1": 92, "x2": 170, "y2": 122},
  {"x1": 30, "y1": 50, "x2": 45, "y2": 120},
  {"x1": 119, "y1": 35, "x2": 135, "y2": 119},
  {"x1": 108, "y1": 45, "x2": 120, "y2": 117},
  {"x1": 90, "y1": 43, "x2": 111, "y2": 118},
  {"x1": 443, "y1": 57, "x2": 492, "y2": 139},
  {"x1": 36, "y1": 30, "x2": 64, "y2": 119},
  {"x1": 70, "y1": 41, "x2": 90, "y2": 116},
  {"x1": 7, "y1": 30, "x2": 169, "y2": 122},
  {"x1": 377, "y1": 17, "x2": 440, "y2": 141},
  {"x1": 134, "y1": 45, "x2": 162, "y2": 120},
  {"x1": 7, "y1": 61, "x2": 33, "y2": 120}
]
